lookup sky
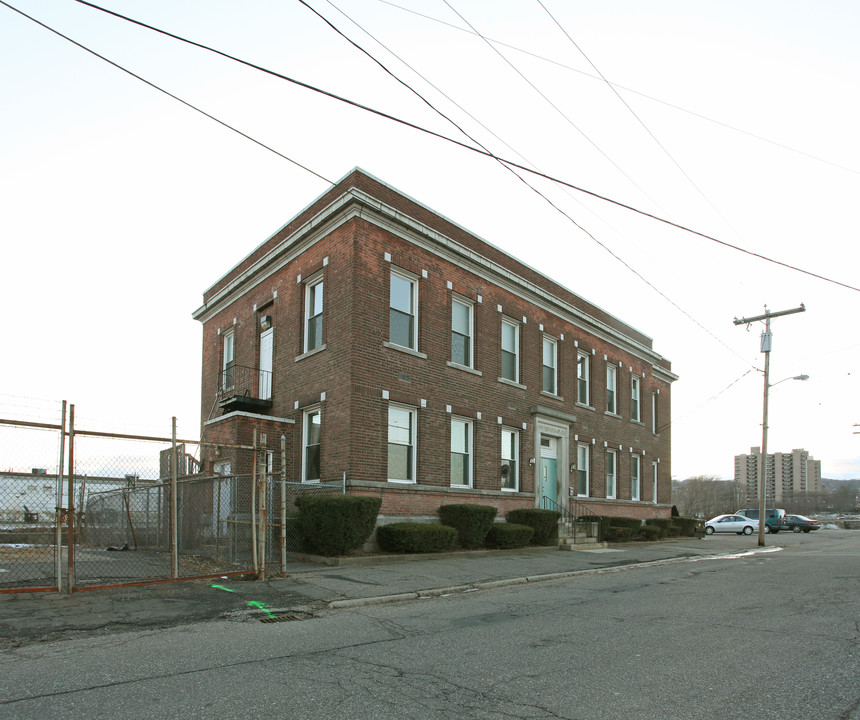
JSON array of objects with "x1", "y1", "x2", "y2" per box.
[{"x1": 1, "y1": 0, "x2": 858, "y2": 481}]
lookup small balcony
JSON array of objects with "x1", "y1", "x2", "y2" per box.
[{"x1": 219, "y1": 364, "x2": 273, "y2": 414}]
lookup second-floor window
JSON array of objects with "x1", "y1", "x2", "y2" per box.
[
  {"x1": 389, "y1": 270, "x2": 418, "y2": 350},
  {"x1": 577, "y1": 352, "x2": 589, "y2": 405},
  {"x1": 500, "y1": 318, "x2": 519, "y2": 383},
  {"x1": 542, "y1": 336, "x2": 557, "y2": 395},
  {"x1": 222, "y1": 330, "x2": 234, "y2": 390},
  {"x1": 305, "y1": 277, "x2": 323, "y2": 352},
  {"x1": 631, "y1": 375, "x2": 641, "y2": 422},
  {"x1": 451, "y1": 297, "x2": 473, "y2": 367},
  {"x1": 606, "y1": 365, "x2": 617, "y2": 414}
]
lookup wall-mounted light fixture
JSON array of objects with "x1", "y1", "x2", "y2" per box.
[
  {"x1": 260, "y1": 315, "x2": 272, "y2": 331},
  {"x1": 569, "y1": 463, "x2": 576, "y2": 472},
  {"x1": 528, "y1": 457, "x2": 536, "y2": 467}
]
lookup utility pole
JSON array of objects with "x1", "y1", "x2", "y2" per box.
[{"x1": 734, "y1": 304, "x2": 806, "y2": 546}]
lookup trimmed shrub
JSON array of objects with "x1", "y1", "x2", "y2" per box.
[
  {"x1": 603, "y1": 526, "x2": 635, "y2": 542},
  {"x1": 608, "y1": 516, "x2": 644, "y2": 531},
  {"x1": 640, "y1": 524, "x2": 662, "y2": 541},
  {"x1": 486, "y1": 523, "x2": 534, "y2": 549},
  {"x1": 673, "y1": 517, "x2": 698, "y2": 537},
  {"x1": 506, "y1": 508, "x2": 560, "y2": 545},
  {"x1": 295, "y1": 495, "x2": 382, "y2": 557},
  {"x1": 438, "y1": 504, "x2": 498, "y2": 549},
  {"x1": 376, "y1": 523, "x2": 457, "y2": 553}
]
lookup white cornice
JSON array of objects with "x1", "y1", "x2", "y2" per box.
[{"x1": 193, "y1": 184, "x2": 675, "y2": 379}]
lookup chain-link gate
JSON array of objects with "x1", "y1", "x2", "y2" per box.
[{"x1": 1, "y1": 402, "x2": 343, "y2": 593}]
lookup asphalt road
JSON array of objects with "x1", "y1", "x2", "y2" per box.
[{"x1": 1, "y1": 532, "x2": 858, "y2": 719}]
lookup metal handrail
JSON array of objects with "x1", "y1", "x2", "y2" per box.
[{"x1": 541, "y1": 495, "x2": 602, "y2": 544}]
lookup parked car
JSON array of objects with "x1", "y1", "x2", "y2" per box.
[
  {"x1": 704, "y1": 514, "x2": 759, "y2": 535},
  {"x1": 736, "y1": 508, "x2": 785, "y2": 533},
  {"x1": 782, "y1": 514, "x2": 821, "y2": 533}
]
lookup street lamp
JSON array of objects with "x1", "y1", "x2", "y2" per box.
[
  {"x1": 733, "y1": 304, "x2": 806, "y2": 546},
  {"x1": 758, "y1": 372, "x2": 809, "y2": 546}
]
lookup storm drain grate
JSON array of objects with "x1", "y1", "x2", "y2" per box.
[{"x1": 258, "y1": 611, "x2": 314, "y2": 623}]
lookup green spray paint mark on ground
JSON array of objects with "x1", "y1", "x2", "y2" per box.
[
  {"x1": 210, "y1": 584, "x2": 235, "y2": 593},
  {"x1": 248, "y1": 601, "x2": 275, "y2": 618}
]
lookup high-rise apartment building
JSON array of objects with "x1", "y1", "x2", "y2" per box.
[{"x1": 734, "y1": 447, "x2": 822, "y2": 506}]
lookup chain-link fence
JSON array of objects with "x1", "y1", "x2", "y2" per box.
[
  {"x1": 1, "y1": 403, "x2": 343, "y2": 592},
  {"x1": 0, "y1": 416, "x2": 65, "y2": 591}
]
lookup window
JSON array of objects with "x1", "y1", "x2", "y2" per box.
[
  {"x1": 259, "y1": 327, "x2": 273, "y2": 400},
  {"x1": 222, "y1": 331, "x2": 234, "y2": 390},
  {"x1": 450, "y1": 417, "x2": 473, "y2": 487},
  {"x1": 389, "y1": 270, "x2": 418, "y2": 350},
  {"x1": 577, "y1": 352, "x2": 589, "y2": 405},
  {"x1": 500, "y1": 318, "x2": 519, "y2": 382},
  {"x1": 606, "y1": 365, "x2": 617, "y2": 414},
  {"x1": 652, "y1": 462, "x2": 658, "y2": 503},
  {"x1": 631, "y1": 454, "x2": 640, "y2": 501},
  {"x1": 542, "y1": 336, "x2": 557, "y2": 394},
  {"x1": 305, "y1": 277, "x2": 323, "y2": 352},
  {"x1": 303, "y1": 409, "x2": 321, "y2": 482},
  {"x1": 576, "y1": 444, "x2": 589, "y2": 496},
  {"x1": 606, "y1": 449, "x2": 617, "y2": 499},
  {"x1": 652, "y1": 392, "x2": 659, "y2": 434},
  {"x1": 388, "y1": 405, "x2": 416, "y2": 483},
  {"x1": 451, "y1": 297, "x2": 473, "y2": 367},
  {"x1": 501, "y1": 428, "x2": 519, "y2": 491},
  {"x1": 631, "y1": 375, "x2": 641, "y2": 422}
]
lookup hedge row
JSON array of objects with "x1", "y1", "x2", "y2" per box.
[{"x1": 294, "y1": 495, "x2": 696, "y2": 556}]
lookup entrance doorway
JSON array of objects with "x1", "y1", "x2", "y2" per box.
[{"x1": 539, "y1": 437, "x2": 558, "y2": 509}]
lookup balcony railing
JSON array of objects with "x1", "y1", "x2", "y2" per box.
[{"x1": 219, "y1": 364, "x2": 273, "y2": 414}]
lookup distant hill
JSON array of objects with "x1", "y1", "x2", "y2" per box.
[{"x1": 822, "y1": 478, "x2": 860, "y2": 492}]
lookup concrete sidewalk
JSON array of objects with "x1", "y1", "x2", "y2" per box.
[{"x1": 0, "y1": 538, "x2": 758, "y2": 647}]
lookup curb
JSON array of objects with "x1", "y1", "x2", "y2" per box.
[{"x1": 324, "y1": 547, "x2": 774, "y2": 610}]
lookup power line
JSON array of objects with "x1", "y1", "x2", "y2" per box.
[
  {"x1": 381, "y1": 0, "x2": 860, "y2": 177},
  {"x1": 300, "y1": 0, "x2": 756, "y2": 366},
  {"x1": 66, "y1": 0, "x2": 858, "y2": 295},
  {"x1": 441, "y1": 0, "x2": 664, "y2": 213},
  {"x1": 535, "y1": 0, "x2": 742, "y2": 238},
  {"x1": 7, "y1": 0, "x2": 858, "y2": 295},
  {"x1": 0, "y1": 1, "x2": 335, "y2": 187}
]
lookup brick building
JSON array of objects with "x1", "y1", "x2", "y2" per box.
[{"x1": 193, "y1": 169, "x2": 677, "y2": 526}]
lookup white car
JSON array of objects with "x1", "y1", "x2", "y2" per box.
[{"x1": 704, "y1": 514, "x2": 760, "y2": 535}]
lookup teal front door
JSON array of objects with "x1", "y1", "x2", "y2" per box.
[{"x1": 540, "y1": 456, "x2": 558, "y2": 509}]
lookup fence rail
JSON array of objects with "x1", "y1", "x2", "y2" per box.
[{"x1": 1, "y1": 404, "x2": 341, "y2": 593}]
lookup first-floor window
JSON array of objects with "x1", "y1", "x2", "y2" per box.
[
  {"x1": 303, "y1": 409, "x2": 321, "y2": 482},
  {"x1": 606, "y1": 449, "x2": 617, "y2": 499},
  {"x1": 630, "y1": 455, "x2": 642, "y2": 500},
  {"x1": 576, "y1": 444, "x2": 589, "y2": 496},
  {"x1": 388, "y1": 405, "x2": 416, "y2": 482},
  {"x1": 501, "y1": 428, "x2": 519, "y2": 491},
  {"x1": 631, "y1": 454, "x2": 640, "y2": 501},
  {"x1": 652, "y1": 462, "x2": 659, "y2": 503},
  {"x1": 450, "y1": 417, "x2": 473, "y2": 487}
]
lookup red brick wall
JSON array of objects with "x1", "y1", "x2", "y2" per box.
[{"x1": 197, "y1": 176, "x2": 674, "y2": 521}]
